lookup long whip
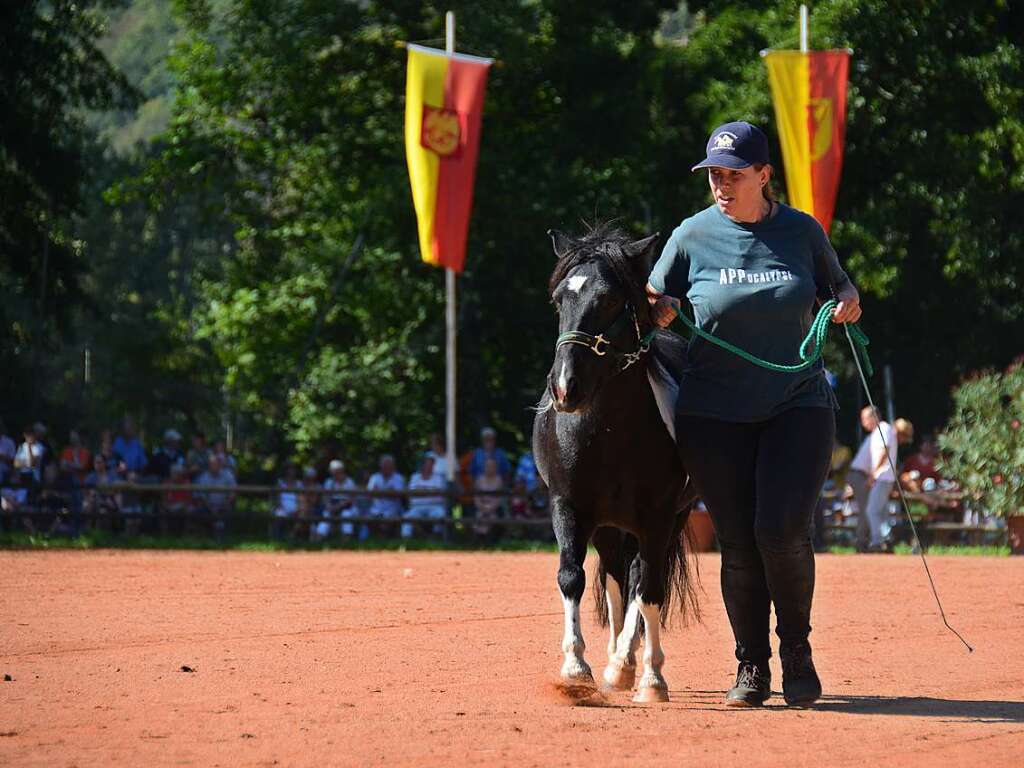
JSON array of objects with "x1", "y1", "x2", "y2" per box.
[{"x1": 841, "y1": 322, "x2": 973, "y2": 652}]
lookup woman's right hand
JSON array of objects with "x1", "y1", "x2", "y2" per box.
[
  {"x1": 646, "y1": 282, "x2": 680, "y2": 328},
  {"x1": 651, "y1": 295, "x2": 680, "y2": 328}
]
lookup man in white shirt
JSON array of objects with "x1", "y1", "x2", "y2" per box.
[
  {"x1": 14, "y1": 425, "x2": 46, "y2": 484},
  {"x1": 403, "y1": 454, "x2": 447, "y2": 538},
  {"x1": 321, "y1": 459, "x2": 356, "y2": 539},
  {"x1": 367, "y1": 454, "x2": 405, "y2": 539},
  {"x1": 848, "y1": 406, "x2": 898, "y2": 552}
]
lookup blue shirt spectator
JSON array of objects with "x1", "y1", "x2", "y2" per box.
[
  {"x1": 112, "y1": 420, "x2": 147, "y2": 473},
  {"x1": 469, "y1": 427, "x2": 511, "y2": 481},
  {"x1": 515, "y1": 451, "x2": 539, "y2": 493}
]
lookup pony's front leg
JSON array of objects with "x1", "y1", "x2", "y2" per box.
[{"x1": 552, "y1": 498, "x2": 594, "y2": 684}]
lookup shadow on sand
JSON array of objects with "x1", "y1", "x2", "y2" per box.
[
  {"x1": 811, "y1": 694, "x2": 1024, "y2": 723},
  {"x1": 674, "y1": 691, "x2": 1024, "y2": 722}
]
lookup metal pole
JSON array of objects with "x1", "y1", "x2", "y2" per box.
[
  {"x1": 444, "y1": 10, "x2": 457, "y2": 485},
  {"x1": 800, "y1": 4, "x2": 809, "y2": 53},
  {"x1": 883, "y1": 364, "x2": 896, "y2": 425}
]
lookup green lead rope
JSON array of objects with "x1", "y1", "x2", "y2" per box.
[{"x1": 642, "y1": 298, "x2": 873, "y2": 376}]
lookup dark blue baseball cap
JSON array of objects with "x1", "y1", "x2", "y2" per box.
[{"x1": 691, "y1": 121, "x2": 770, "y2": 172}]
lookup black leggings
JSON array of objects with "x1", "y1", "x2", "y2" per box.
[{"x1": 676, "y1": 407, "x2": 835, "y2": 667}]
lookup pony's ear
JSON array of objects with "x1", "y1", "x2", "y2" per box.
[
  {"x1": 547, "y1": 229, "x2": 575, "y2": 259},
  {"x1": 624, "y1": 233, "x2": 660, "y2": 259}
]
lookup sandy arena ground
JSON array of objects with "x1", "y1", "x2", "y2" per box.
[{"x1": 1, "y1": 550, "x2": 1022, "y2": 767}]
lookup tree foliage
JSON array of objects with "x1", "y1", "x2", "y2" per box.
[
  {"x1": 3, "y1": 0, "x2": 1023, "y2": 475},
  {"x1": 0, "y1": 0, "x2": 135, "y2": 417},
  {"x1": 938, "y1": 361, "x2": 1024, "y2": 518}
]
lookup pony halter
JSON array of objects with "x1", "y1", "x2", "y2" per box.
[{"x1": 556, "y1": 305, "x2": 651, "y2": 371}]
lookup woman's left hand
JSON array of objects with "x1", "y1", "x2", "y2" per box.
[{"x1": 832, "y1": 283, "x2": 862, "y2": 324}]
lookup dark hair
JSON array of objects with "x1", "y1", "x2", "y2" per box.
[{"x1": 753, "y1": 163, "x2": 776, "y2": 202}]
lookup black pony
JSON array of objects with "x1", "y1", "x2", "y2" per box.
[{"x1": 532, "y1": 224, "x2": 698, "y2": 703}]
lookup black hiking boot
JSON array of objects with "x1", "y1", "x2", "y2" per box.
[
  {"x1": 725, "y1": 661, "x2": 772, "y2": 707},
  {"x1": 780, "y1": 641, "x2": 822, "y2": 706}
]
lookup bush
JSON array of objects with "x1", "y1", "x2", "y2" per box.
[{"x1": 938, "y1": 361, "x2": 1024, "y2": 519}]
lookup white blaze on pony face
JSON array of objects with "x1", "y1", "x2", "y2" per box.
[
  {"x1": 567, "y1": 274, "x2": 588, "y2": 293},
  {"x1": 557, "y1": 362, "x2": 569, "y2": 399},
  {"x1": 560, "y1": 594, "x2": 592, "y2": 681}
]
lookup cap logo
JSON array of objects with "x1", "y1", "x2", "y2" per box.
[{"x1": 712, "y1": 131, "x2": 737, "y2": 152}]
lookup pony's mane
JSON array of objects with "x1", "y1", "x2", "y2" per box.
[{"x1": 547, "y1": 222, "x2": 653, "y2": 332}]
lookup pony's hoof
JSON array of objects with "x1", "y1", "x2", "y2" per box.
[
  {"x1": 602, "y1": 663, "x2": 636, "y2": 691},
  {"x1": 560, "y1": 660, "x2": 595, "y2": 684},
  {"x1": 633, "y1": 683, "x2": 670, "y2": 703}
]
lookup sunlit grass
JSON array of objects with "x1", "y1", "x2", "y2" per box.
[{"x1": 0, "y1": 530, "x2": 560, "y2": 553}]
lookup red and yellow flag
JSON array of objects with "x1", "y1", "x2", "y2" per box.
[
  {"x1": 405, "y1": 44, "x2": 492, "y2": 272},
  {"x1": 764, "y1": 50, "x2": 850, "y2": 233}
]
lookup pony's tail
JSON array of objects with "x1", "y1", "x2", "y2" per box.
[
  {"x1": 659, "y1": 503, "x2": 702, "y2": 627},
  {"x1": 592, "y1": 530, "x2": 639, "y2": 629},
  {"x1": 591, "y1": 511, "x2": 701, "y2": 631},
  {"x1": 594, "y1": 561, "x2": 610, "y2": 628}
]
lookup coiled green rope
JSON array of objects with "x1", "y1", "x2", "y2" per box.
[{"x1": 643, "y1": 299, "x2": 873, "y2": 376}]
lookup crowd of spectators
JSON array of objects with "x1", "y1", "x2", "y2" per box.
[
  {"x1": 267, "y1": 427, "x2": 547, "y2": 543},
  {"x1": 2, "y1": 411, "x2": 984, "y2": 548},
  {"x1": 0, "y1": 419, "x2": 544, "y2": 542}
]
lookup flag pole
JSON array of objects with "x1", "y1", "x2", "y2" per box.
[
  {"x1": 444, "y1": 10, "x2": 457, "y2": 485},
  {"x1": 799, "y1": 4, "x2": 808, "y2": 53}
]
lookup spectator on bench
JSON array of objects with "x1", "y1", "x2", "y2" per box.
[
  {"x1": 473, "y1": 457, "x2": 505, "y2": 539},
  {"x1": 162, "y1": 463, "x2": 193, "y2": 536},
  {"x1": 322, "y1": 459, "x2": 356, "y2": 539},
  {"x1": 0, "y1": 418, "x2": 16, "y2": 485},
  {"x1": 187, "y1": 431, "x2": 211, "y2": 479},
  {"x1": 296, "y1": 466, "x2": 321, "y2": 541},
  {"x1": 14, "y1": 424, "x2": 46, "y2": 485},
  {"x1": 900, "y1": 434, "x2": 943, "y2": 493},
  {"x1": 112, "y1": 418, "x2": 147, "y2": 475},
  {"x1": 194, "y1": 454, "x2": 235, "y2": 538},
  {"x1": 1, "y1": 470, "x2": 28, "y2": 532},
  {"x1": 148, "y1": 429, "x2": 185, "y2": 480},
  {"x1": 403, "y1": 454, "x2": 447, "y2": 539},
  {"x1": 272, "y1": 463, "x2": 301, "y2": 540},
  {"x1": 84, "y1": 454, "x2": 121, "y2": 532},
  {"x1": 469, "y1": 427, "x2": 511, "y2": 484},
  {"x1": 59, "y1": 430, "x2": 92, "y2": 485},
  {"x1": 213, "y1": 439, "x2": 238, "y2": 476},
  {"x1": 367, "y1": 454, "x2": 405, "y2": 540}
]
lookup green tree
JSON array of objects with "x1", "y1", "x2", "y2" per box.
[
  {"x1": 0, "y1": 0, "x2": 135, "y2": 423},
  {"x1": 938, "y1": 361, "x2": 1024, "y2": 518}
]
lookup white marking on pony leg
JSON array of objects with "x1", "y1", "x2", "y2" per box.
[
  {"x1": 567, "y1": 274, "x2": 588, "y2": 293},
  {"x1": 603, "y1": 595, "x2": 641, "y2": 689},
  {"x1": 605, "y1": 578, "x2": 624, "y2": 658},
  {"x1": 602, "y1": 580, "x2": 637, "y2": 690},
  {"x1": 560, "y1": 594, "x2": 593, "y2": 682},
  {"x1": 634, "y1": 601, "x2": 669, "y2": 702}
]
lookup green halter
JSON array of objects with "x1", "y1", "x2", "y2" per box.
[{"x1": 556, "y1": 304, "x2": 650, "y2": 372}]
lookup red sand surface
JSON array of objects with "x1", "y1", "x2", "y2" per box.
[{"x1": 1, "y1": 550, "x2": 1022, "y2": 767}]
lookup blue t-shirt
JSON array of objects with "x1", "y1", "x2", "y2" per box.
[
  {"x1": 112, "y1": 436, "x2": 147, "y2": 472},
  {"x1": 648, "y1": 202, "x2": 852, "y2": 422}
]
